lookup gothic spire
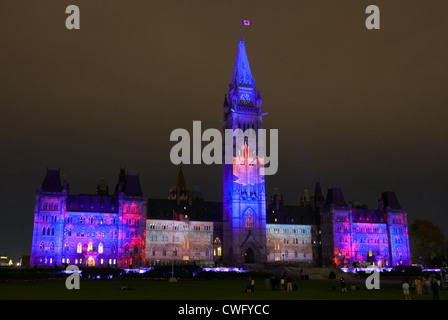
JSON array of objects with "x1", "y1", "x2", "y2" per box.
[{"x1": 231, "y1": 37, "x2": 255, "y2": 86}]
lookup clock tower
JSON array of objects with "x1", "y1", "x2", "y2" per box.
[{"x1": 222, "y1": 36, "x2": 267, "y2": 266}]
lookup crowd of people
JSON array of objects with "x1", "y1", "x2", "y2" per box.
[{"x1": 402, "y1": 274, "x2": 443, "y2": 300}]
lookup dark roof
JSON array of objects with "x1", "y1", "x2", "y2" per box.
[
  {"x1": 324, "y1": 188, "x2": 348, "y2": 209},
  {"x1": 41, "y1": 169, "x2": 63, "y2": 192},
  {"x1": 352, "y1": 209, "x2": 386, "y2": 223},
  {"x1": 381, "y1": 191, "x2": 402, "y2": 210},
  {"x1": 147, "y1": 199, "x2": 222, "y2": 221},
  {"x1": 123, "y1": 174, "x2": 143, "y2": 196},
  {"x1": 67, "y1": 195, "x2": 119, "y2": 213},
  {"x1": 266, "y1": 203, "x2": 318, "y2": 225}
]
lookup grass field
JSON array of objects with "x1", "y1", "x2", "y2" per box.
[{"x1": 0, "y1": 278, "x2": 444, "y2": 300}]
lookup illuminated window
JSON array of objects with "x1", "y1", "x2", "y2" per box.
[
  {"x1": 88, "y1": 243, "x2": 93, "y2": 252},
  {"x1": 244, "y1": 209, "x2": 254, "y2": 228},
  {"x1": 77, "y1": 243, "x2": 82, "y2": 253},
  {"x1": 98, "y1": 243, "x2": 103, "y2": 254}
]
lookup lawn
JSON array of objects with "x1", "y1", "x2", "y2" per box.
[{"x1": 0, "y1": 278, "x2": 443, "y2": 300}]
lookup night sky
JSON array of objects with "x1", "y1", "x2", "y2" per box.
[{"x1": 1, "y1": 1, "x2": 447, "y2": 261}]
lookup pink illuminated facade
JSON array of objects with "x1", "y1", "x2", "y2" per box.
[
  {"x1": 320, "y1": 188, "x2": 411, "y2": 267},
  {"x1": 30, "y1": 169, "x2": 146, "y2": 268}
]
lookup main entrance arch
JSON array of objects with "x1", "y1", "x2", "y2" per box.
[
  {"x1": 87, "y1": 257, "x2": 95, "y2": 267},
  {"x1": 244, "y1": 247, "x2": 255, "y2": 263}
]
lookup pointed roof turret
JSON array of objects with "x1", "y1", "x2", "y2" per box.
[
  {"x1": 175, "y1": 166, "x2": 187, "y2": 190},
  {"x1": 168, "y1": 166, "x2": 190, "y2": 202},
  {"x1": 41, "y1": 169, "x2": 63, "y2": 192},
  {"x1": 324, "y1": 188, "x2": 348, "y2": 210},
  {"x1": 231, "y1": 37, "x2": 255, "y2": 86},
  {"x1": 314, "y1": 182, "x2": 325, "y2": 203}
]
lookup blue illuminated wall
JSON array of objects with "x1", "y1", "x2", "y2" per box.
[
  {"x1": 30, "y1": 169, "x2": 146, "y2": 268},
  {"x1": 222, "y1": 37, "x2": 267, "y2": 265}
]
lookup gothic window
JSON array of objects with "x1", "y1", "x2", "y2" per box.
[
  {"x1": 173, "y1": 247, "x2": 177, "y2": 256},
  {"x1": 111, "y1": 244, "x2": 116, "y2": 254},
  {"x1": 244, "y1": 208, "x2": 254, "y2": 228},
  {"x1": 134, "y1": 245, "x2": 138, "y2": 254},
  {"x1": 39, "y1": 241, "x2": 45, "y2": 252},
  {"x1": 98, "y1": 243, "x2": 103, "y2": 254},
  {"x1": 50, "y1": 242, "x2": 55, "y2": 252},
  {"x1": 51, "y1": 228, "x2": 54, "y2": 236},
  {"x1": 77, "y1": 243, "x2": 82, "y2": 253}
]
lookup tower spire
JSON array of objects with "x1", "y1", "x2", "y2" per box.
[{"x1": 231, "y1": 37, "x2": 254, "y2": 86}]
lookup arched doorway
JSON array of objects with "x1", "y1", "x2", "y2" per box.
[
  {"x1": 87, "y1": 257, "x2": 95, "y2": 267},
  {"x1": 245, "y1": 247, "x2": 255, "y2": 263}
]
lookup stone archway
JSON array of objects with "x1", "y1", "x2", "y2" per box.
[
  {"x1": 87, "y1": 257, "x2": 95, "y2": 267},
  {"x1": 245, "y1": 247, "x2": 255, "y2": 263}
]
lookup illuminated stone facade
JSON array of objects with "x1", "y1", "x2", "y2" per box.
[
  {"x1": 30, "y1": 36, "x2": 411, "y2": 269},
  {"x1": 320, "y1": 188, "x2": 411, "y2": 267},
  {"x1": 30, "y1": 169, "x2": 147, "y2": 268}
]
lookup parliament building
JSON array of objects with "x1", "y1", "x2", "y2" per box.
[{"x1": 30, "y1": 37, "x2": 411, "y2": 269}]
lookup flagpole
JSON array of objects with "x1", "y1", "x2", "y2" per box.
[{"x1": 169, "y1": 209, "x2": 177, "y2": 282}]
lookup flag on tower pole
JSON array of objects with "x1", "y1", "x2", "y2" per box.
[{"x1": 241, "y1": 20, "x2": 252, "y2": 26}]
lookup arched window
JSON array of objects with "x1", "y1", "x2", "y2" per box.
[
  {"x1": 51, "y1": 228, "x2": 55, "y2": 236},
  {"x1": 134, "y1": 245, "x2": 139, "y2": 254},
  {"x1": 39, "y1": 241, "x2": 45, "y2": 252},
  {"x1": 111, "y1": 243, "x2": 116, "y2": 254},
  {"x1": 50, "y1": 242, "x2": 55, "y2": 252},
  {"x1": 77, "y1": 243, "x2": 82, "y2": 253},
  {"x1": 125, "y1": 244, "x2": 129, "y2": 254},
  {"x1": 244, "y1": 208, "x2": 254, "y2": 228},
  {"x1": 87, "y1": 242, "x2": 93, "y2": 252},
  {"x1": 42, "y1": 227, "x2": 45, "y2": 235},
  {"x1": 98, "y1": 243, "x2": 103, "y2": 254},
  {"x1": 173, "y1": 247, "x2": 178, "y2": 256}
]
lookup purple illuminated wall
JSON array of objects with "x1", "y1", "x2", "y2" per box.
[
  {"x1": 321, "y1": 189, "x2": 411, "y2": 267},
  {"x1": 30, "y1": 169, "x2": 146, "y2": 268}
]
